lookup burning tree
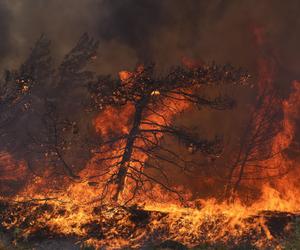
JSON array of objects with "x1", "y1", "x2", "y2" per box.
[
  {"x1": 224, "y1": 24, "x2": 291, "y2": 201},
  {"x1": 0, "y1": 35, "x2": 55, "y2": 195},
  {"x1": 0, "y1": 34, "x2": 52, "y2": 134},
  {"x1": 24, "y1": 33, "x2": 99, "y2": 181},
  {"x1": 225, "y1": 89, "x2": 284, "y2": 199},
  {"x1": 88, "y1": 63, "x2": 250, "y2": 202},
  {"x1": 0, "y1": 33, "x2": 99, "y2": 195}
]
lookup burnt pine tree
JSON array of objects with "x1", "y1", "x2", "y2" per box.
[
  {"x1": 25, "y1": 33, "x2": 99, "y2": 181},
  {"x1": 25, "y1": 33, "x2": 99, "y2": 180},
  {"x1": 0, "y1": 33, "x2": 99, "y2": 183},
  {"x1": 88, "y1": 63, "x2": 250, "y2": 202},
  {"x1": 225, "y1": 88, "x2": 284, "y2": 200},
  {"x1": 0, "y1": 34, "x2": 52, "y2": 133}
]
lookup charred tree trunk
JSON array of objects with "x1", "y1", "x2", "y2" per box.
[
  {"x1": 225, "y1": 92, "x2": 282, "y2": 201},
  {"x1": 113, "y1": 95, "x2": 149, "y2": 201},
  {"x1": 225, "y1": 115, "x2": 252, "y2": 200}
]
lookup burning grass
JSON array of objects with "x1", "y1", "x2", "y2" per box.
[{"x1": 0, "y1": 192, "x2": 300, "y2": 249}]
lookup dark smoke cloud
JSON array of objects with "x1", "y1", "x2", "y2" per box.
[
  {"x1": 0, "y1": 2, "x2": 11, "y2": 66},
  {"x1": 98, "y1": 0, "x2": 164, "y2": 61},
  {"x1": 0, "y1": 0, "x2": 100, "y2": 69},
  {"x1": 1, "y1": 0, "x2": 299, "y2": 78},
  {"x1": 98, "y1": 0, "x2": 300, "y2": 78}
]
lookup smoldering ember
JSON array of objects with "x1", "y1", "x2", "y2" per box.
[{"x1": 0, "y1": 1, "x2": 300, "y2": 250}]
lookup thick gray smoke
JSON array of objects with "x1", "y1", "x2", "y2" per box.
[
  {"x1": 0, "y1": 2, "x2": 11, "y2": 66},
  {"x1": 0, "y1": 0, "x2": 299, "y2": 77}
]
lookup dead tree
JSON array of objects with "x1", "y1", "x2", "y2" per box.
[
  {"x1": 225, "y1": 89, "x2": 284, "y2": 199},
  {"x1": 88, "y1": 63, "x2": 250, "y2": 202},
  {"x1": 0, "y1": 34, "x2": 52, "y2": 131},
  {"x1": 0, "y1": 33, "x2": 99, "y2": 183},
  {"x1": 26, "y1": 101, "x2": 82, "y2": 179},
  {"x1": 24, "y1": 33, "x2": 99, "y2": 180}
]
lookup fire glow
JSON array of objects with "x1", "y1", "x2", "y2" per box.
[{"x1": 0, "y1": 30, "x2": 300, "y2": 250}]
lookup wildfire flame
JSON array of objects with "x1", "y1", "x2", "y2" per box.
[
  {"x1": 4, "y1": 71, "x2": 299, "y2": 248},
  {"x1": 1, "y1": 27, "x2": 300, "y2": 250}
]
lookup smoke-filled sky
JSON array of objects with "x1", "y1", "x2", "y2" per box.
[
  {"x1": 1, "y1": 0, "x2": 299, "y2": 155},
  {"x1": 0, "y1": 0, "x2": 299, "y2": 80}
]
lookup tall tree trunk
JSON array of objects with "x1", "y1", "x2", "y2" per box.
[
  {"x1": 225, "y1": 115, "x2": 253, "y2": 200},
  {"x1": 113, "y1": 96, "x2": 148, "y2": 201}
]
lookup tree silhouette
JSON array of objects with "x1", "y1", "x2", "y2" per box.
[
  {"x1": 24, "y1": 33, "x2": 98, "y2": 180},
  {"x1": 225, "y1": 88, "x2": 284, "y2": 200},
  {"x1": 0, "y1": 33, "x2": 99, "y2": 190},
  {"x1": 88, "y1": 63, "x2": 250, "y2": 202}
]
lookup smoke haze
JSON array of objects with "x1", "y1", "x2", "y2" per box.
[{"x1": 0, "y1": 0, "x2": 298, "y2": 77}]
